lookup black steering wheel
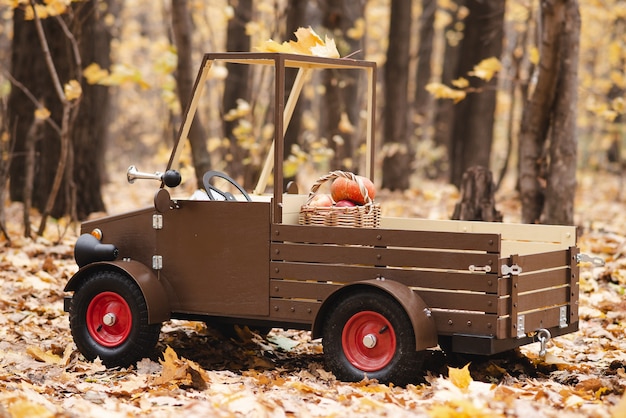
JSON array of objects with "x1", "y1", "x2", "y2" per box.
[{"x1": 202, "y1": 170, "x2": 251, "y2": 202}]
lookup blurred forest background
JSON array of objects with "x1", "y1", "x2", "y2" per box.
[{"x1": 0, "y1": 0, "x2": 624, "y2": 235}]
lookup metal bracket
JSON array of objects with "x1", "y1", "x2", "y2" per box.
[
  {"x1": 152, "y1": 255, "x2": 163, "y2": 270},
  {"x1": 516, "y1": 315, "x2": 525, "y2": 338},
  {"x1": 576, "y1": 253, "x2": 605, "y2": 267},
  {"x1": 502, "y1": 264, "x2": 522, "y2": 276},
  {"x1": 153, "y1": 214, "x2": 163, "y2": 230},
  {"x1": 559, "y1": 306, "x2": 568, "y2": 328},
  {"x1": 469, "y1": 264, "x2": 491, "y2": 273}
]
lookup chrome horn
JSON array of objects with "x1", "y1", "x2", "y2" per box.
[
  {"x1": 126, "y1": 165, "x2": 182, "y2": 188},
  {"x1": 127, "y1": 165, "x2": 163, "y2": 184}
]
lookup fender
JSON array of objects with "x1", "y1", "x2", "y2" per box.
[
  {"x1": 65, "y1": 260, "x2": 171, "y2": 324},
  {"x1": 312, "y1": 279, "x2": 438, "y2": 351}
]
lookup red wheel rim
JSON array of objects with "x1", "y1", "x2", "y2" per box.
[
  {"x1": 342, "y1": 311, "x2": 396, "y2": 372},
  {"x1": 86, "y1": 292, "x2": 132, "y2": 347}
]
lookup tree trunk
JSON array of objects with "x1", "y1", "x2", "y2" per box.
[
  {"x1": 381, "y1": 0, "x2": 413, "y2": 190},
  {"x1": 519, "y1": 0, "x2": 579, "y2": 225},
  {"x1": 448, "y1": 0, "x2": 505, "y2": 187},
  {"x1": 541, "y1": 1, "x2": 580, "y2": 225},
  {"x1": 414, "y1": 0, "x2": 436, "y2": 129},
  {"x1": 452, "y1": 165, "x2": 502, "y2": 222},
  {"x1": 8, "y1": 1, "x2": 109, "y2": 221},
  {"x1": 172, "y1": 0, "x2": 211, "y2": 189},
  {"x1": 321, "y1": 0, "x2": 366, "y2": 173}
]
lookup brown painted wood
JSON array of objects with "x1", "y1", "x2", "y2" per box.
[
  {"x1": 269, "y1": 299, "x2": 320, "y2": 323},
  {"x1": 273, "y1": 224, "x2": 501, "y2": 253},
  {"x1": 516, "y1": 267, "x2": 569, "y2": 292},
  {"x1": 432, "y1": 311, "x2": 505, "y2": 337},
  {"x1": 510, "y1": 249, "x2": 570, "y2": 272},
  {"x1": 517, "y1": 286, "x2": 570, "y2": 312},
  {"x1": 271, "y1": 261, "x2": 500, "y2": 293},
  {"x1": 271, "y1": 242, "x2": 499, "y2": 271}
]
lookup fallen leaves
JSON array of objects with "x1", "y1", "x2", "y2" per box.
[{"x1": 0, "y1": 172, "x2": 625, "y2": 417}]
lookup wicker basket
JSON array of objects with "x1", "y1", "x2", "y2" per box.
[{"x1": 299, "y1": 171, "x2": 380, "y2": 228}]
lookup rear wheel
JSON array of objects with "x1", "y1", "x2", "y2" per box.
[
  {"x1": 322, "y1": 289, "x2": 424, "y2": 386},
  {"x1": 69, "y1": 270, "x2": 162, "y2": 367}
]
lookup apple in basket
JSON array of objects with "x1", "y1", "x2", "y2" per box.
[
  {"x1": 331, "y1": 175, "x2": 376, "y2": 205},
  {"x1": 309, "y1": 194, "x2": 334, "y2": 207},
  {"x1": 335, "y1": 199, "x2": 356, "y2": 207}
]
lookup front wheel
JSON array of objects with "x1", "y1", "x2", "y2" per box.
[
  {"x1": 322, "y1": 290, "x2": 424, "y2": 386},
  {"x1": 69, "y1": 270, "x2": 162, "y2": 367}
]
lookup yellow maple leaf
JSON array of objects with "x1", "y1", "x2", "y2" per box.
[
  {"x1": 64, "y1": 79, "x2": 82, "y2": 101},
  {"x1": 469, "y1": 57, "x2": 502, "y2": 81},
  {"x1": 34, "y1": 107, "x2": 51, "y2": 121},
  {"x1": 448, "y1": 363, "x2": 472, "y2": 390},
  {"x1": 426, "y1": 82, "x2": 467, "y2": 103},
  {"x1": 83, "y1": 63, "x2": 110, "y2": 85},
  {"x1": 256, "y1": 26, "x2": 340, "y2": 58},
  {"x1": 451, "y1": 77, "x2": 469, "y2": 88},
  {"x1": 27, "y1": 345, "x2": 63, "y2": 365}
]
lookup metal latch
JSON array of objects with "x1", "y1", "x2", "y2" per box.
[
  {"x1": 576, "y1": 253, "x2": 605, "y2": 267},
  {"x1": 502, "y1": 264, "x2": 522, "y2": 276},
  {"x1": 516, "y1": 315, "x2": 525, "y2": 338},
  {"x1": 469, "y1": 264, "x2": 491, "y2": 273},
  {"x1": 153, "y1": 214, "x2": 163, "y2": 230},
  {"x1": 536, "y1": 328, "x2": 551, "y2": 358},
  {"x1": 152, "y1": 255, "x2": 163, "y2": 270}
]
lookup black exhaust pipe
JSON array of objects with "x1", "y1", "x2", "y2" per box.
[{"x1": 74, "y1": 233, "x2": 119, "y2": 268}]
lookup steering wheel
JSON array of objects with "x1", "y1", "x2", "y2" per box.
[{"x1": 202, "y1": 170, "x2": 251, "y2": 202}]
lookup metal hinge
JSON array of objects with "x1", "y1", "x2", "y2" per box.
[
  {"x1": 559, "y1": 306, "x2": 568, "y2": 328},
  {"x1": 516, "y1": 315, "x2": 525, "y2": 338},
  {"x1": 153, "y1": 214, "x2": 163, "y2": 230},
  {"x1": 502, "y1": 264, "x2": 522, "y2": 276},
  {"x1": 152, "y1": 255, "x2": 163, "y2": 270},
  {"x1": 576, "y1": 253, "x2": 605, "y2": 267}
]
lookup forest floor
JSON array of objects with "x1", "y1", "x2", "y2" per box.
[{"x1": 0, "y1": 170, "x2": 625, "y2": 417}]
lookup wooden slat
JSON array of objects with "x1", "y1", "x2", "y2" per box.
[
  {"x1": 507, "y1": 304, "x2": 569, "y2": 334},
  {"x1": 268, "y1": 299, "x2": 320, "y2": 323},
  {"x1": 517, "y1": 286, "x2": 570, "y2": 312},
  {"x1": 432, "y1": 311, "x2": 505, "y2": 337},
  {"x1": 380, "y1": 217, "x2": 576, "y2": 246},
  {"x1": 516, "y1": 267, "x2": 570, "y2": 292},
  {"x1": 416, "y1": 289, "x2": 501, "y2": 314},
  {"x1": 273, "y1": 224, "x2": 500, "y2": 253},
  {"x1": 510, "y1": 249, "x2": 571, "y2": 272},
  {"x1": 271, "y1": 261, "x2": 501, "y2": 293},
  {"x1": 270, "y1": 279, "x2": 338, "y2": 301},
  {"x1": 272, "y1": 242, "x2": 499, "y2": 271}
]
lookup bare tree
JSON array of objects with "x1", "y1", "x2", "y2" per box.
[{"x1": 518, "y1": 0, "x2": 580, "y2": 225}]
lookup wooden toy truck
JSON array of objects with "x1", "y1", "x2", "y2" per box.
[{"x1": 65, "y1": 53, "x2": 583, "y2": 385}]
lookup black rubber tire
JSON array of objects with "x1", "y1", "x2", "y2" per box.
[
  {"x1": 69, "y1": 270, "x2": 162, "y2": 368},
  {"x1": 322, "y1": 289, "x2": 424, "y2": 386}
]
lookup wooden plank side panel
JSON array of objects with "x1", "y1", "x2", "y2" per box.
[
  {"x1": 432, "y1": 311, "x2": 505, "y2": 337},
  {"x1": 273, "y1": 224, "x2": 501, "y2": 253},
  {"x1": 417, "y1": 289, "x2": 501, "y2": 314},
  {"x1": 271, "y1": 261, "x2": 501, "y2": 293},
  {"x1": 517, "y1": 286, "x2": 570, "y2": 312},
  {"x1": 270, "y1": 279, "x2": 338, "y2": 301},
  {"x1": 272, "y1": 242, "x2": 499, "y2": 271},
  {"x1": 516, "y1": 267, "x2": 570, "y2": 293},
  {"x1": 510, "y1": 249, "x2": 571, "y2": 273},
  {"x1": 269, "y1": 299, "x2": 320, "y2": 324}
]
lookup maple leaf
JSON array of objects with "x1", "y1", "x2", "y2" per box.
[
  {"x1": 468, "y1": 57, "x2": 502, "y2": 81},
  {"x1": 64, "y1": 79, "x2": 82, "y2": 101},
  {"x1": 256, "y1": 26, "x2": 340, "y2": 58},
  {"x1": 448, "y1": 363, "x2": 472, "y2": 390},
  {"x1": 426, "y1": 82, "x2": 467, "y2": 103}
]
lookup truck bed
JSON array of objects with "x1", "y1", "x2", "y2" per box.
[{"x1": 269, "y1": 219, "x2": 579, "y2": 346}]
